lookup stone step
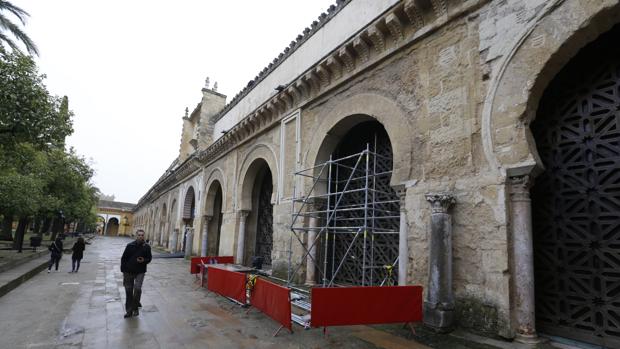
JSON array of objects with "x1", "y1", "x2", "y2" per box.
[{"x1": 0, "y1": 255, "x2": 49, "y2": 298}]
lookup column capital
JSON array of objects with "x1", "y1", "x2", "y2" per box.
[
  {"x1": 508, "y1": 175, "x2": 532, "y2": 202},
  {"x1": 394, "y1": 185, "x2": 407, "y2": 211},
  {"x1": 239, "y1": 210, "x2": 250, "y2": 218},
  {"x1": 203, "y1": 215, "x2": 213, "y2": 222},
  {"x1": 425, "y1": 193, "x2": 455, "y2": 214}
]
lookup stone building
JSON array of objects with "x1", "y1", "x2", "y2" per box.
[
  {"x1": 97, "y1": 200, "x2": 135, "y2": 236},
  {"x1": 133, "y1": 0, "x2": 620, "y2": 346}
]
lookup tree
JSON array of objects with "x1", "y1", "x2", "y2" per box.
[
  {"x1": 0, "y1": 1, "x2": 38, "y2": 56},
  {"x1": 0, "y1": 143, "x2": 45, "y2": 248},
  {"x1": 41, "y1": 148, "x2": 99, "y2": 240},
  {"x1": 0, "y1": 41, "x2": 98, "y2": 250},
  {"x1": 0, "y1": 51, "x2": 72, "y2": 150}
]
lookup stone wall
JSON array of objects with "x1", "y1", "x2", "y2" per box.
[{"x1": 133, "y1": 0, "x2": 620, "y2": 339}]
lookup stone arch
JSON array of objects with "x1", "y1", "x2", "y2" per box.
[
  {"x1": 482, "y1": 0, "x2": 620, "y2": 175},
  {"x1": 161, "y1": 202, "x2": 167, "y2": 219},
  {"x1": 303, "y1": 92, "x2": 414, "y2": 185},
  {"x1": 152, "y1": 207, "x2": 158, "y2": 241},
  {"x1": 527, "y1": 23, "x2": 620, "y2": 346},
  {"x1": 203, "y1": 169, "x2": 226, "y2": 257},
  {"x1": 237, "y1": 144, "x2": 278, "y2": 211},
  {"x1": 169, "y1": 198, "x2": 178, "y2": 240},
  {"x1": 182, "y1": 186, "x2": 196, "y2": 223},
  {"x1": 159, "y1": 202, "x2": 167, "y2": 246},
  {"x1": 107, "y1": 217, "x2": 119, "y2": 236},
  {"x1": 203, "y1": 167, "x2": 227, "y2": 216}
]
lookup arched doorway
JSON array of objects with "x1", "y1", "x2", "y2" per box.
[
  {"x1": 254, "y1": 169, "x2": 273, "y2": 265},
  {"x1": 169, "y1": 199, "x2": 177, "y2": 248},
  {"x1": 182, "y1": 187, "x2": 196, "y2": 252},
  {"x1": 107, "y1": 218, "x2": 119, "y2": 236},
  {"x1": 531, "y1": 24, "x2": 620, "y2": 347},
  {"x1": 240, "y1": 158, "x2": 274, "y2": 267},
  {"x1": 314, "y1": 119, "x2": 400, "y2": 286},
  {"x1": 204, "y1": 180, "x2": 224, "y2": 256},
  {"x1": 160, "y1": 203, "x2": 167, "y2": 247}
]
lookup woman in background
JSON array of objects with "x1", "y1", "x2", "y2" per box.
[
  {"x1": 69, "y1": 236, "x2": 86, "y2": 273},
  {"x1": 47, "y1": 236, "x2": 63, "y2": 273}
]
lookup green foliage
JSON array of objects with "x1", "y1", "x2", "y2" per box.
[
  {"x1": 0, "y1": 50, "x2": 98, "y2": 231},
  {"x1": 0, "y1": 142, "x2": 45, "y2": 216},
  {"x1": 0, "y1": 1, "x2": 38, "y2": 56},
  {"x1": 0, "y1": 50, "x2": 72, "y2": 150},
  {"x1": 43, "y1": 147, "x2": 99, "y2": 221}
]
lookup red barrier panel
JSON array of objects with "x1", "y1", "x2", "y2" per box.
[
  {"x1": 311, "y1": 286, "x2": 423, "y2": 327},
  {"x1": 190, "y1": 256, "x2": 234, "y2": 274},
  {"x1": 250, "y1": 278, "x2": 292, "y2": 332},
  {"x1": 206, "y1": 266, "x2": 247, "y2": 304}
]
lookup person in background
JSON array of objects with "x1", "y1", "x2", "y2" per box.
[
  {"x1": 69, "y1": 236, "x2": 86, "y2": 273},
  {"x1": 120, "y1": 229, "x2": 152, "y2": 318},
  {"x1": 47, "y1": 236, "x2": 63, "y2": 273}
]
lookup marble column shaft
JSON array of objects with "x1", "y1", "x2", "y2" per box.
[
  {"x1": 201, "y1": 216, "x2": 212, "y2": 257},
  {"x1": 236, "y1": 210, "x2": 250, "y2": 265},
  {"x1": 170, "y1": 228, "x2": 179, "y2": 253},
  {"x1": 184, "y1": 228, "x2": 194, "y2": 259},
  {"x1": 398, "y1": 189, "x2": 408, "y2": 286},
  {"x1": 424, "y1": 193, "x2": 456, "y2": 332},
  {"x1": 509, "y1": 175, "x2": 539, "y2": 342},
  {"x1": 305, "y1": 200, "x2": 324, "y2": 285}
]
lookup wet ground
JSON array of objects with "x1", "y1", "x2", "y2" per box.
[{"x1": 0, "y1": 236, "x2": 532, "y2": 349}]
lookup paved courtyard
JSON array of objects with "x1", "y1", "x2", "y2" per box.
[
  {"x1": 0, "y1": 236, "x2": 540, "y2": 349},
  {"x1": 0, "y1": 236, "x2": 435, "y2": 349}
]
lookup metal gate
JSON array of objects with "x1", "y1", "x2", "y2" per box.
[
  {"x1": 326, "y1": 122, "x2": 399, "y2": 286},
  {"x1": 531, "y1": 28, "x2": 620, "y2": 347},
  {"x1": 256, "y1": 171, "x2": 273, "y2": 265}
]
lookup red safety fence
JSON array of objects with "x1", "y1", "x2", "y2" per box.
[
  {"x1": 206, "y1": 266, "x2": 247, "y2": 304},
  {"x1": 190, "y1": 256, "x2": 234, "y2": 274},
  {"x1": 310, "y1": 285, "x2": 423, "y2": 327},
  {"x1": 250, "y1": 277, "x2": 292, "y2": 332}
]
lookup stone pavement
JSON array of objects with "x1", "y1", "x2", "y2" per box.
[
  {"x1": 0, "y1": 252, "x2": 49, "y2": 297},
  {"x1": 0, "y1": 236, "x2": 546, "y2": 349}
]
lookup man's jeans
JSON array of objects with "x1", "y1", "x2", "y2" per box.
[{"x1": 123, "y1": 273, "x2": 145, "y2": 313}]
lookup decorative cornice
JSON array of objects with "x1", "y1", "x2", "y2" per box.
[
  {"x1": 135, "y1": 0, "x2": 486, "y2": 212},
  {"x1": 212, "y1": 0, "x2": 354, "y2": 124},
  {"x1": 190, "y1": 0, "x2": 476, "y2": 168}
]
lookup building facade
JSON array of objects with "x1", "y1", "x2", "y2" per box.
[
  {"x1": 133, "y1": 0, "x2": 620, "y2": 346},
  {"x1": 97, "y1": 200, "x2": 135, "y2": 236}
]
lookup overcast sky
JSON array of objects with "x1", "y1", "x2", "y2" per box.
[{"x1": 16, "y1": 0, "x2": 335, "y2": 203}]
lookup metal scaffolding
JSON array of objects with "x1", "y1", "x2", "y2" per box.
[{"x1": 287, "y1": 144, "x2": 400, "y2": 288}]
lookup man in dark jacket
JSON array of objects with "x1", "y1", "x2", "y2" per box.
[{"x1": 120, "y1": 229, "x2": 152, "y2": 318}]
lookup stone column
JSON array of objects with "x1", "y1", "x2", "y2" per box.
[
  {"x1": 201, "y1": 215, "x2": 212, "y2": 257},
  {"x1": 236, "y1": 210, "x2": 250, "y2": 265},
  {"x1": 424, "y1": 193, "x2": 456, "y2": 332},
  {"x1": 161, "y1": 222, "x2": 168, "y2": 247},
  {"x1": 397, "y1": 188, "x2": 408, "y2": 286},
  {"x1": 509, "y1": 175, "x2": 540, "y2": 343},
  {"x1": 184, "y1": 228, "x2": 194, "y2": 259},
  {"x1": 305, "y1": 200, "x2": 323, "y2": 285},
  {"x1": 170, "y1": 228, "x2": 179, "y2": 253}
]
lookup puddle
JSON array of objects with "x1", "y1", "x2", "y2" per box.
[
  {"x1": 141, "y1": 305, "x2": 159, "y2": 313},
  {"x1": 60, "y1": 324, "x2": 85, "y2": 338},
  {"x1": 187, "y1": 317, "x2": 209, "y2": 328}
]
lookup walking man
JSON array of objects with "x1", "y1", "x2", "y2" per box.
[{"x1": 120, "y1": 229, "x2": 152, "y2": 318}]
